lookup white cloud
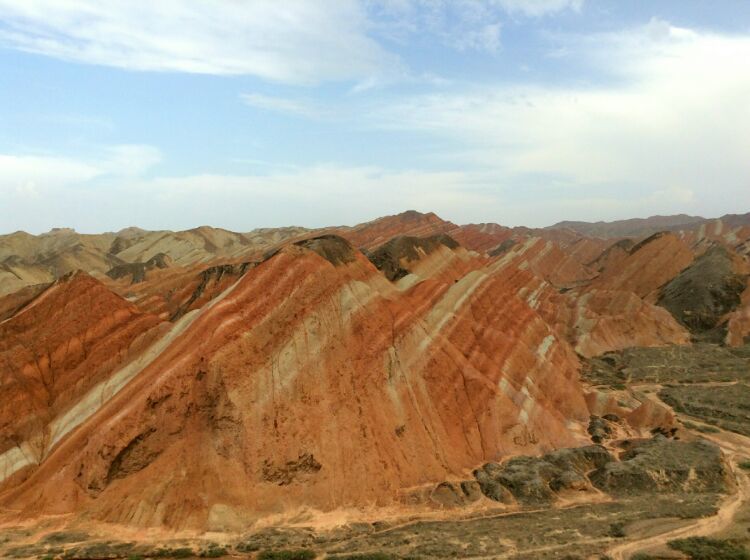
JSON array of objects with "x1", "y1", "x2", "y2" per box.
[
  {"x1": 495, "y1": 0, "x2": 583, "y2": 17},
  {"x1": 2, "y1": 14, "x2": 749, "y2": 232},
  {"x1": 0, "y1": 144, "x2": 164, "y2": 233},
  {"x1": 0, "y1": 145, "x2": 161, "y2": 194},
  {"x1": 0, "y1": 158, "x2": 733, "y2": 235},
  {"x1": 368, "y1": 0, "x2": 504, "y2": 53},
  {"x1": 132, "y1": 166, "x2": 496, "y2": 230},
  {"x1": 240, "y1": 93, "x2": 322, "y2": 119},
  {"x1": 374, "y1": 20, "x2": 750, "y2": 221},
  {"x1": 0, "y1": 154, "x2": 101, "y2": 189},
  {"x1": 0, "y1": 162, "x2": 495, "y2": 233},
  {"x1": 368, "y1": 0, "x2": 582, "y2": 53},
  {"x1": 0, "y1": 0, "x2": 401, "y2": 85},
  {"x1": 454, "y1": 22, "x2": 502, "y2": 53},
  {"x1": 102, "y1": 145, "x2": 163, "y2": 176},
  {"x1": 0, "y1": 1, "x2": 584, "y2": 83}
]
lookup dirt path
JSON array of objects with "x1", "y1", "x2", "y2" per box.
[{"x1": 607, "y1": 390, "x2": 750, "y2": 560}]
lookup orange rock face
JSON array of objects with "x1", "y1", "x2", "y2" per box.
[
  {"x1": 590, "y1": 232, "x2": 694, "y2": 299},
  {"x1": 488, "y1": 236, "x2": 597, "y2": 288},
  {"x1": 558, "y1": 288, "x2": 689, "y2": 357},
  {"x1": 448, "y1": 223, "x2": 515, "y2": 253},
  {"x1": 0, "y1": 272, "x2": 164, "y2": 483},
  {"x1": 338, "y1": 210, "x2": 457, "y2": 250}
]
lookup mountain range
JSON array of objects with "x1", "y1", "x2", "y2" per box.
[{"x1": 1, "y1": 209, "x2": 750, "y2": 558}]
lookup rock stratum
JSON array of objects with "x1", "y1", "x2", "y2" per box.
[{"x1": 1, "y1": 210, "x2": 749, "y2": 542}]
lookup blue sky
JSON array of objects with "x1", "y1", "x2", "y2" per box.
[{"x1": 1, "y1": 1, "x2": 749, "y2": 233}]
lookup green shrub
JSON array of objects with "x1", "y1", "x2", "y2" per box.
[
  {"x1": 738, "y1": 460, "x2": 750, "y2": 470},
  {"x1": 199, "y1": 547, "x2": 227, "y2": 558},
  {"x1": 697, "y1": 424, "x2": 721, "y2": 434},
  {"x1": 668, "y1": 537, "x2": 749, "y2": 559},
  {"x1": 150, "y1": 548, "x2": 195, "y2": 558},
  {"x1": 327, "y1": 555, "x2": 396, "y2": 560},
  {"x1": 257, "y1": 550, "x2": 317, "y2": 560},
  {"x1": 608, "y1": 522, "x2": 626, "y2": 538},
  {"x1": 42, "y1": 532, "x2": 90, "y2": 545}
]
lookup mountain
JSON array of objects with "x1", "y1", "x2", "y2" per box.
[
  {"x1": 0, "y1": 210, "x2": 749, "y2": 558},
  {"x1": 0, "y1": 271, "x2": 164, "y2": 486},
  {"x1": 0, "y1": 234, "x2": 591, "y2": 528},
  {"x1": 549, "y1": 211, "x2": 750, "y2": 240},
  {"x1": 549, "y1": 214, "x2": 706, "y2": 238},
  {"x1": 0, "y1": 225, "x2": 310, "y2": 298}
]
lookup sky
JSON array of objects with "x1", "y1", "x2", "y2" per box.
[{"x1": 1, "y1": 1, "x2": 750, "y2": 234}]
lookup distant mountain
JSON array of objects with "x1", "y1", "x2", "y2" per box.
[
  {"x1": 717, "y1": 212, "x2": 750, "y2": 229},
  {"x1": 0, "y1": 224, "x2": 309, "y2": 298},
  {"x1": 548, "y1": 212, "x2": 750, "y2": 239},
  {"x1": 548, "y1": 214, "x2": 706, "y2": 239}
]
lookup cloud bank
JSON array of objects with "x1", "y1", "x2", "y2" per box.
[{"x1": 0, "y1": 0, "x2": 400, "y2": 84}]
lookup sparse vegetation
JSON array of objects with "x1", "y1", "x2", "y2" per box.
[
  {"x1": 150, "y1": 547, "x2": 195, "y2": 558},
  {"x1": 657, "y1": 245, "x2": 746, "y2": 338},
  {"x1": 668, "y1": 537, "x2": 750, "y2": 559},
  {"x1": 608, "y1": 521, "x2": 626, "y2": 538},
  {"x1": 660, "y1": 383, "x2": 750, "y2": 437},
  {"x1": 582, "y1": 343, "x2": 750, "y2": 386},
  {"x1": 198, "y1": 544, "x2": 227, "y2": 557},
  {"x1": 235, "y1": 542, "x2": 260, "y2": 553},
  {"x1": 683, "y1": 420, "x2": 721, "y2": 434},
  {"x1": 327, "y1": 555, "x2": 396, "y2": 560},
  {"x1": 257, "y1": 550, "x2": 317, "y2": 560},
  {"x1": 41, "y1": 532, "x2": 90, "y2": 545},
  {"x1": 0, "y1": 491, "x2": 727, "y2": 560}
]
